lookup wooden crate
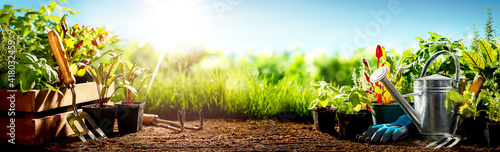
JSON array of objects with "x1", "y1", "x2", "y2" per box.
[{"x1": 0, "y1": 82, "x2": 114, "y2": 145}]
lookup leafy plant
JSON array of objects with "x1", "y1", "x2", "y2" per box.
[
  {"x1": 309, "y1": 80, "x2": 343, "y2": 109},
  {"x1": 0, "y1": 1, "x2": 119, "y2": 94},
  {"x1": 118, "y1": 59, "x2": 152, "y2": 104},
  {"x1": 447, "y1": 89, "x2": 487, "y2": 119},
  {"x1": 310, "y1": 80, "x2": 372, "y2": 114},
  {"x1": 448, "y1": 88, "x2": 500, "y2": 122},
  {"x1": 482, "y1": 90, "x2": 500, "y2": 122},
  {"x1": 57, "y1": 17, "x2": 121, "y2": 77},
  {"x1": 85, "y1": 55, "x2": 136, "y2": 107}
]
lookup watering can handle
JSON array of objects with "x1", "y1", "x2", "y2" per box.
[{"x1": 419, "y1": 50, "x2": 461, "y2": 88}]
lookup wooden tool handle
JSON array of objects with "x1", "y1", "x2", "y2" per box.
[
  {"x1": 143, "y1": 114, "x2": 158, "y2": 125},
  {"x1": 468, "y1": 77, "x2": 483, "y2": 96},
  {"x1": 48, "y1": 30, "x2": 75, "y2": 86}
]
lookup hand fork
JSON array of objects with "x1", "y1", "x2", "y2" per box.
[
  {"x1": 48, "y1": 30, "x2": 107, "y2": 142},
  {"x1": 425, "y1": 113, "x2": 461, "y2": 149}
]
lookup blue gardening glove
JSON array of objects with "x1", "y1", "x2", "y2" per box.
[{"x1": 357, "y1": 115, "x2": 413, "y2": 143}]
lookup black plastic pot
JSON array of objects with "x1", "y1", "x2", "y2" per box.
[
  {"x1": 484, "y1": 121, "x2": 500, "y2": 147},
  {"x1": 337, "y1": 110, "x2": 373, "y2": 140},
  {"x1": 312, "y1": 106, "x2": 338, "y2": 136},
  {"x1": 116, "y1": 101, "x2": 145, "y2": 133},
  {"x1": 371, "y1": 102, "x2": 404, "y2": 125},
  {"x1": 82, "y1": 104, "x2": 117, "y2": 135},
  {"x1": 462, "y1": 117, "x2": 500, "y2": 147}
]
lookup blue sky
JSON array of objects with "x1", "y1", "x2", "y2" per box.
[{"x1": 2, "y1": 0, "x2": 500, "y2": 57}]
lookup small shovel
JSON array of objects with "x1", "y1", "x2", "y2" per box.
[{"x1": 48, "y1": 30, "x2": 107, "y2": 142}]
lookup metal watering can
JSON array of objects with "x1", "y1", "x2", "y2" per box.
[{"x1": 370, "y1": 50, "x2": 460, "y2": 140}]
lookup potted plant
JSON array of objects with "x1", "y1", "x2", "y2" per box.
[
  {"x1": 115, "y1": 59, "x2": 152, "y2": 133},
  {"x1": 357, "y1": 45, "x2": 405, "y2": 124},
  {"x1": 454, "y1": 13, "x2": 500, "y2": 146},
  {"x1": 83, "y1": 55, "x2": 137, "y2": 134},
  {"x1": 309, "y1": 80, "x2": 341, "y2": 136},
  {"x1": 334, "y1": 85, "x2": 373, "y2": 140}
]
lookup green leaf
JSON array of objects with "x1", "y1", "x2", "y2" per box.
[
  {"x1": 309, "y1": 99, "x2": 319, "y2": 109},
  {"x1": 429, "y1": 32, "x2": 442, "y2": 40},
  {"x1": 348, "y1": 92, "x2": 360, "y2": 107},
  {"x1": 42, "y1": 82, "x2": 63, "y2": 95},
  {"x1": 401, "y1": 50, "x2": 413, "y2": 62},
  {"x1": 477, "y1": 40, "x2": 497, "y2": 63},
  {"x1": 107, "y1": 74, "x2": 123, "y2": 86},
  {"x1": 447, "y1": 90, "x2": 465, "y2": 103},
  {"x1": 310, "y1": 80, "x2": 321, "y2": 88},
  {"x1": 76, "y1": 68, "x2": 86, "y2": 77},
  {"x1": 16, "y1": 53, "x2": 38, "y2": 64},
  {"x1": 463, "y1": 51, "x2": 485, "y2": 69},
  {"x1": 141, "y1": 73, "x2": 153, "y2": 82},
  {"x1": 48, "y1": 2, "x2": 56, "y2": 12},
  {"x1": 117, "y1": 84, "x2": 137, "y2": 96},
  {"x1": 19, "y1": 69, "x2": 36, "y2": 94},
  {"x1": 318, "y1": 99, "x2": 329, "y2": 108}
]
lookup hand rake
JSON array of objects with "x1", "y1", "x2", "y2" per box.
[{"x1": 48, "y1": 30, "x2": 107, "y2": 142}]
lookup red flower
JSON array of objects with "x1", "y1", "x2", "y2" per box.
[
  {"x1": 92, "y1": 39, "x2": 99, "y2": 46},
  {"x1": 99, "y1": 34, "x2": 105, "y2": 41},
  {"x1": 376, "y1": 45, "x2": 383, "y2": 68}
]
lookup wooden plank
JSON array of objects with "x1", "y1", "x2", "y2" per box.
[
  {"x1": 0, "y1": 111, "x2": 82, "y2": 145},
  {"x1": 0, "y1": 82, "x2": 114, "y2": 113}
]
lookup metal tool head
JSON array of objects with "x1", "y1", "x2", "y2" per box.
[
  {"x1": 425, "y1": 134, "x2": 461, "y2": 149},
  {"x1": 67, "y1": 111, "x2": 107, "y2": 142},
  {"x1": 66, "y1": 88, "x2": 107, "y2": 142}
]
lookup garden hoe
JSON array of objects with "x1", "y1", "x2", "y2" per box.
[
  {"x1": 143, "y1": 108, "x2": 204, "y2": 131},
  {"x1": 48, "y1": 30, "x2": 107, "y2": 142},
  {"x1": 143, "y1": 110, "x2": 185, "y2": 131}
]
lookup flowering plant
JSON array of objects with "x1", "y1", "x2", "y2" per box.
[
  {"x1": 57, "y1": 15, "x2": 121, "y2": 77},
  {"x1": 361, "y1": 45, "x2": 396, "y2": 104}
]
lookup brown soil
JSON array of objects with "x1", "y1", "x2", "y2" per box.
[{"x1": 6, "y1": 118, "x2": 500, "y2": 151}]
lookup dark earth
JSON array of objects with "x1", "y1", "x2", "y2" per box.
[{"x1": 5, "y1": 118, "x2": 500, "y2": 151}]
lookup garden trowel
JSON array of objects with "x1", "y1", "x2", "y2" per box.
[{"x1": 48, "y1": 30, "x2": 107, "y2": 142}]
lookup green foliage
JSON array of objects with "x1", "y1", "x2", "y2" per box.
[
  {"x1": 85, "y1": 55, "x2": 136, "y2": 107},
  {"x1": 309, "y1": 80, "x2": 371, "y2": 114},
  {"x1": 0, "y1": 1, "x2": 116, "y2": 94},
  {"x1": 309, "y1": 80, "x2": 341, "y2": 109},
  {"x1": 59, "y1": 18, "x2": 121, "y2": 77},
  {"x1": 485, "y1": 8, "x2": 494, "y2": 42},
  {"x1": 0, "y1": 24, "x2": 61, "y2": 94},
  {"x1": 447, "y1": 89, "x2": 486, "y2": 119},
  {"x1": 118, "y1": 59, "x2": 152, "y2": 104},
  {"x1": 482, "y1": 90, "x2": 500, "y2": 122}
]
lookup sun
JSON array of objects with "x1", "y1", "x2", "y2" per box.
[{"x1": 141, "y1": 0, "x2": 208, "y2": 51}]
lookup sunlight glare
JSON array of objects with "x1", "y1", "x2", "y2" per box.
[{"x1": 142, "y1": 0, "x2": 207, "y2": 51}]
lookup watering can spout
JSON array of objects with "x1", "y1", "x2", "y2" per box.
[{"x1": 370, "y1": 66, "x2": 423, "y2": 132}]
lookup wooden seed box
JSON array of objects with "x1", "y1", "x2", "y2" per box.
[{"x1": 0, "y1": 82, "x2": 113, "y2": 145}]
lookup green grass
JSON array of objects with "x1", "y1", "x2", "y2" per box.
[{"x1": 113, "y1": 66, "x2": 316, "y2": 120}]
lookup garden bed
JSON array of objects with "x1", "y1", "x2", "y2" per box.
[{"x1": 6, "y1": 118, "x2": 499, "y2": 151}]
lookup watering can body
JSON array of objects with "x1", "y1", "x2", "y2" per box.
[{"x1": 370, "y1": 50, "x2": 460, "y2": 140}]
